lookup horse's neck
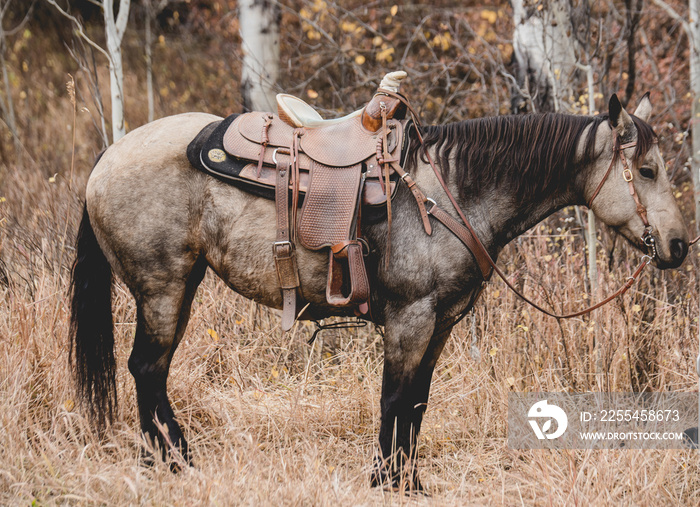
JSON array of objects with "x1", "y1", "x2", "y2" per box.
[{"x1": 448, "y1": 157, "x2": 583, "y2": 255}]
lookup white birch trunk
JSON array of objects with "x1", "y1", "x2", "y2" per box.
[
  {"x1": 145, "y1": 0, "x2": 154, "y2": 123},
  {"x1": 239, "y1": 0, "x2": 280, "y2": 112},
  {"x1": 690, "y1": 0, "x2": 700, "y2": 444},
  {"x1": 511, "y1": 0, "x2": 580, "y2": 112},
  {"x1": 690, "y1": 0, "x2": 700, "y2": 233},
  {"x1": 104, "y1": 0, "x2": 130, "y2": 142}
]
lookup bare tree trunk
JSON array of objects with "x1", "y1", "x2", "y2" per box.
[
  {"x1": 0, "y1": 1, "x2": 19, "y2": 156},
  {"x1": 145, "y1": 0, "x2": 154, "y2": 123},
  {"x1": 690, "y1": 0, "x2": 700, "y2": 437},
  {"x1": 581, "y1": 63, "x2": 599, "y2": 298},
  {"x1": 104, "y1": 0, "x2": 130, "y2": 142},
  {"x1": 238, "y1": 0, "x2": 280, "y2": 112},
  {"x1": 691, "y1": 0, "x2": 700, "y2": 234},
  {"x1": 0, "y1": 34, "x2": 17, "y2": 148},
  {"x1": 511, "y1": 0, "x2": 580, "y2": 113}
]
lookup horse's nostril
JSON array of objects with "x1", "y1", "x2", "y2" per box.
[{"x1": 670, "y1": 238, "x2": 688, "y2": 262}]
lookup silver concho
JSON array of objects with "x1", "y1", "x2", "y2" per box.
[{"x1": 208, "y1": 149, "x2": 227, "y2": 163}]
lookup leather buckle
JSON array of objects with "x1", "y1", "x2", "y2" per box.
[
  {"x1": 272, "y1": 148, "x2": 290, "y2": 165},
  {"x1": 273, "y1": 240, "x2": 294, "y2": 257},
  {"x1": 273, "y1": 241, "x2": 300, "y2": 289},
  {"x1": 622, "y1": 168, "x2": 633, "y2": 182}
]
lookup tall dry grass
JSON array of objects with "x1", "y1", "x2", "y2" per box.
[{"x1": 1, "y1": 20, "x2": 699, "y2": 507}]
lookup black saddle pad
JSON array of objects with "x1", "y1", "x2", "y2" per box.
[{"x1": 187, "y1": 113, "x2": 282, "y2": 201}]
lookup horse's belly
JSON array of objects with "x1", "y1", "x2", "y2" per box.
[{"x1": 201, "y1": 181, "x2": 332, "y2": 310}]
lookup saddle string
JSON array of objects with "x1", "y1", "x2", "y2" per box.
[
  {"x1": 383, "y1": 90, "x2": 656, "y2": 319},
  {"x1": 380, "y1": 102, "x2": 393, "y2": 268},
  {"x1": 291, "y1": 129, "x2": 303, "y2": 244},
  {"x1": 256, "y1": 114, "x2": 273, "y2": 178}
]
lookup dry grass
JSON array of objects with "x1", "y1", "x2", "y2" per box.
[{"x1": 1, "y1": 22, "x2": 699, "y2": 507}]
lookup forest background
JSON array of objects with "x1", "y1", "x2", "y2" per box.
[{"x1": 1, "y1": 0, "x2": 700, "y2": 504}]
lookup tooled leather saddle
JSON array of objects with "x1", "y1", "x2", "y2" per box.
[{"x1": 187, "y1": 72, "x2": 425, "y2": 330}]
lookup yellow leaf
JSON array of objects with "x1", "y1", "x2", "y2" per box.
[
  {"x1": 307, "y1": 89, "x2": 319, "y2": 99},
  {"x1": 489, "y1": 347, "x2": 498, "y2": 357},
  {"x1": 480, "y1": 9, "x2": 497, "y2": 24},
  {"x1": 376, "y1": 47, "x2": 395, "y2": 62},
  {"x1": 64, "y1": 399, "x2": 75, "y2": 412},
  {"x1": 544, "y1": 254, "x2": 552, "y2": 262},
  {"x1": 0, "y1": 197, "x2": 6, "y2": 203},
  {"x1": 341, "y1": 21, "x2": 357, "y2": 32},
  {"x1": 354, "y1": 55, "x2": 366, "y2": 65},
  {"x1": 48, "y1": 174, "x2": 57, "y2": 183},
  {"x1": 390, "y1": 5, "x2": 398, "y2": 16},
  {"x1": 271, "y1": 366, "x2": 279, "y2": 379},
  {"x1": 506, "y1": 377, "x2": 515, "y2": 386},
  {"x1": 492, "y1": 289, "x2": 500, "y2": 298},
  {"x1": 431, "y1": 32, "x2": 452, "y2": 51},
  {"x1": 631, "y1": 304, "x2": 641, "y2": 313},
  {"x1": 207, "y1": 328, "x2": 219, "y2": 341},
  {"x1": 235, "y1": 318, "x2": 243, "y2": 325},
  {"x1": 372, "y1": 35, "x2": 383, "y2": 46}
]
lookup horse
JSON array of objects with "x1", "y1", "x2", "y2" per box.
[{"x1": 70, "y1": 93, "x2": 688, "y2": 490}]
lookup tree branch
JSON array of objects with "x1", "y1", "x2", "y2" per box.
[
  {"x1": 650, "y1": 0, "x2": 691, "y2": 37},
  {"x1": 44, "y1": 0, "x2": 112, "y2": 63}
]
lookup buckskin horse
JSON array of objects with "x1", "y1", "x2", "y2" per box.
[{"x1": 70, "y1": 92, "x2": 688, "y2": 490}]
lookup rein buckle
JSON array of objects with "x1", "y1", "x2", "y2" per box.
[{"x1": 622, "y1": 168, "x2": 633, "y2": 182}]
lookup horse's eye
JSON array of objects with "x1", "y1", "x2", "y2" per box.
[{"x1": 639, "y1": 167, "x2": 655, "y2": 180}]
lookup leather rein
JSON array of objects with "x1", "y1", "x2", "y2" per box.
[{"x1": 381, "y1": 91, "x2": 658, "y2": 319}]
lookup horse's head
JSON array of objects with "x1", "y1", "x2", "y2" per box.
[{"x1": 585, "y1": 94, "x2": 689, "y2": 269}]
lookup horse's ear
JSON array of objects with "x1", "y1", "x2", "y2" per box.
[
  {"x1": 633, "y1": 92, "x2": 652, "y2": 123},
  {"x1": 609, "y1": 93, "x2": 633, "y2": 136}
]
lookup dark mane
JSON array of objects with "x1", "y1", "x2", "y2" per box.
[{"x1": 407, "y1": 112, "x2": 657, "y2": 200}]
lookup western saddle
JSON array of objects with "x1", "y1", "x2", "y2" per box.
[{"x1": 190, "y1": 71, "x2": 433, "y2": 330}]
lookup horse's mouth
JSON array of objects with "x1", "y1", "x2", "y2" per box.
[{"x1": 615, "y1": 228, "x2": 688, "y2": 270}]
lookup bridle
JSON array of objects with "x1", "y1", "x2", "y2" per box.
[
  {"x1": 382, "y1": 90, "x2": 661, "y2": 319},
  {"x1": 587, "y1": 129, "x2": 658, "y2": 260}
]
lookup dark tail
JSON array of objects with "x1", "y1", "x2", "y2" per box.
[{"x1": 70, "y1": 204, "x2": 116, "y2": 428}]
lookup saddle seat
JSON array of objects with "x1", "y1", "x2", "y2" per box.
[{"x1": 276, "y1": 93, "x2": 362, "y2": 128}]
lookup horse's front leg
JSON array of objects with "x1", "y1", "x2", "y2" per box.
[{"x1": 372, "y1": 298, "x2": 453, "y2": 491}]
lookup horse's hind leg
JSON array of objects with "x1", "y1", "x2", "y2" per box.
[{"x1": 127, "y1": 255, "x2": 208, "y2": 466}]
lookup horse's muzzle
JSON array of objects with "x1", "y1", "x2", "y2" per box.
[{"x1": 656, "y1": 236, "x2": 688, "y2": 269}]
